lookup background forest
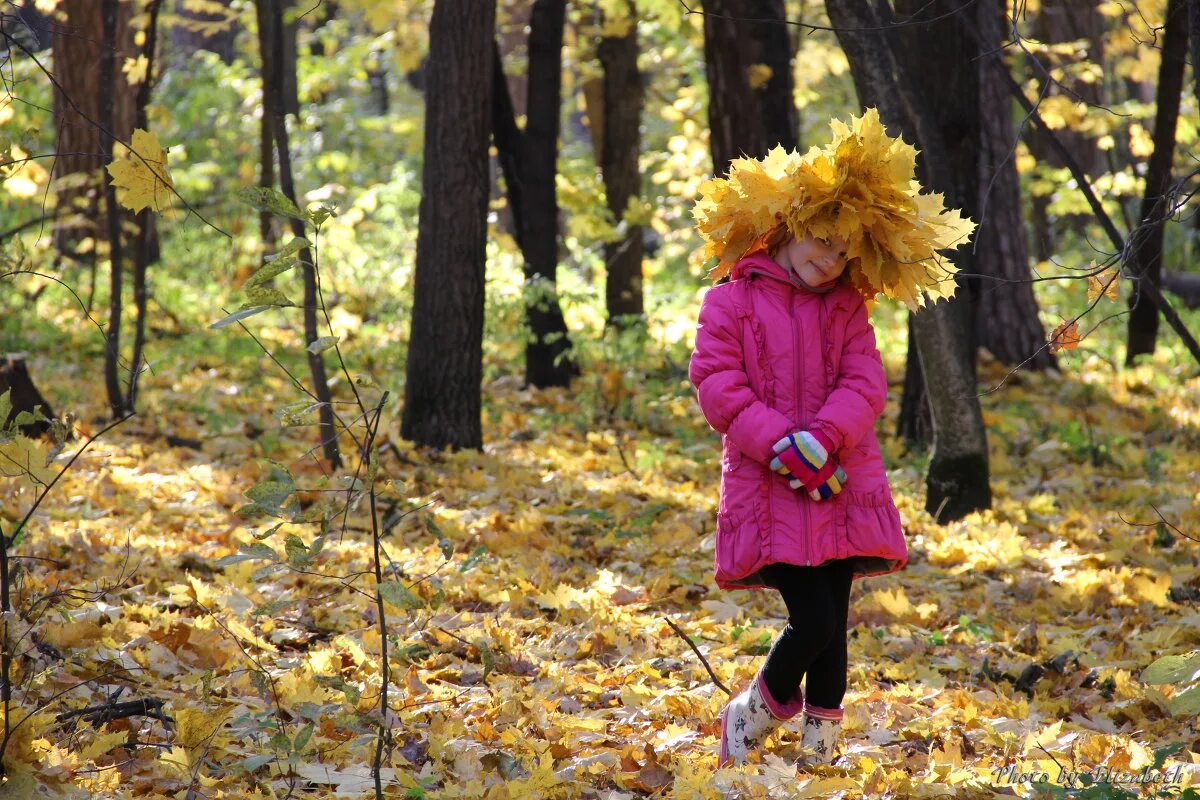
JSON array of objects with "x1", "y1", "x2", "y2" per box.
[{"x1": 1, "y1": 0, "x2": 1200, "y2": 797}]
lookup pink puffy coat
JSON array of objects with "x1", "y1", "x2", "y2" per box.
[{"x1": 688, "y1": 253, "x2": 907, "y2": 590}]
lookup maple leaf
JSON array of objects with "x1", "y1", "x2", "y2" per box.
[
  {"x1": 1048, "y1": 320, "x2": 1080, "y2": 353},
  {"x1": 122, "y1": 55, "x2": 149, "y2": 85},
  {"x1": 106, "y1": 129, "x2": 174, "y2": 213},
  {"x1": 1086, "y1": 262, "x2": 1121, "y2": 303}
]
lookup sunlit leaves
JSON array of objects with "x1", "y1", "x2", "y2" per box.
[
  {"x1": 2, "y1": 144, "x2": 48, "y2": 199},
  {"x1": 236, "y1": 186, "x2": 303, "y2": 220},
  {"x1": 1086, "y1": 263, "x2": 1121, "y2": 304},
  {"x1": 107, "y1": 129, "x2": 174, "y2": 213},
  {"x1": 307, "y1": 336, "x2": 339, "y2": 355},
  {"x1": 1048, "y1": 320, "x2": 1081, "y2": 353}
]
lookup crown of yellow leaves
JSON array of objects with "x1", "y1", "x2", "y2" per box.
[{"x1": 692, "y1": 108, "x2": 977, "y2": 311}]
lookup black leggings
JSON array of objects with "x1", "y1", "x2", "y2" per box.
[{"x1": 759, "y1": 559, "x2": 854, "y2": 709}]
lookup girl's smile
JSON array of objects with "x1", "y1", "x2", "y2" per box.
[{"x1": 773, "y1": 233, "x2": 850, "y2": 288}]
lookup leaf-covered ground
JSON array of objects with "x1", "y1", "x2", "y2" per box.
[{"x1": 5, "y1": 299, "x2": 1200, "y2": 799}]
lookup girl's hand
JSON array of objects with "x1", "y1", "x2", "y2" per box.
[
  {"x1": 770, "y1": 430, "x2": 836, "y2": 486},
  {"x1": 788, "y1": 463, "x2": 848, "y2": 501},
  {"x1": 771, "y1": 430, "x2": 847, "y2": 500}
]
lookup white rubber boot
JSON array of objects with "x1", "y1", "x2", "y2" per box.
[
  {"x1": 717, "y1": 670, "x2": 805, "y2": 767},
  {"x1": 797, "y1": 702, "x2": 843, "y2": 767}
]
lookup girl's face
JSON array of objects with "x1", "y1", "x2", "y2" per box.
[{"x1": 779, "y1": 233, "x2": 849, "y2": 287}]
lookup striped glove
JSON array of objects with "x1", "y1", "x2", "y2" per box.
[{"x1": 770, "y1": 430, "x2": 848, "y2": 501}]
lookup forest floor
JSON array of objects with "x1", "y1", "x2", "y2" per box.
[{"x1": 4, "y1": 311, "x2": 1200, "y2": 799}]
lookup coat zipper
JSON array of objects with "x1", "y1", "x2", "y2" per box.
[{"x1": 791, "y1": 288, "x2": 811, "y2": 567}]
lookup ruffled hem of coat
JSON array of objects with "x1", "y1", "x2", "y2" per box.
[
  {"x1": 714, "y1": 494, "x2": 908, "y2": 589},
  {"x1": 716, "y1": 553, "x2": 905, "y2": 591}
]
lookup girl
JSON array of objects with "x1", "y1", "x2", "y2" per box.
[{"x1": 687, "y1": 109, "x2": 975, "y2": 769}]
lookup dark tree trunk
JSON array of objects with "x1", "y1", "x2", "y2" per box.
[
  {"x1": 826, "y1": 0, "x2": 991, "y2": 522},
  {"x1": 256, "y1": 0, "x2": 277, "y2": 260},
  {"x1": 168, "y1": 0, "x2": 237, "y2": 64},
  {"x1": 1125, "y1": 0, "x2": 1189, "y2": 365},
  {"x1": 51, "y1": 0, "x2": 137, "y2": 260},
  {"x1": 597, "y1": 9, "x2": 645, "y2": 326},
  {"x1": 749, "y1": 0, "x2": 797, "y2": 151},
  {"x1": 1192, "y1": 0, "x2": 1200, "y2": 109},
  {"x1": 897, "y1": 316, "x2": 932, "y2": 447},
  {"x1": 974, "y1": 0, "x2": 1056, "y2": 370},
  {"x1": 259, "y1": 0, "x2": 340, "y2": 467},
  {"x1": 490, "y1": 0, "x2": 577, "y2": 388},
  {"x1": 521, "y1": 0, "x2": 576, "y2": 387},
  {"x1": 367, "y1": 58, "x2": 390, "y2": 116},
  {"x1": 401, "y1": 0, "x2": 494, "y2": 449},
  {"x1": 127, "y1": 0, "x2": 165, "y2": 412},
  {"x1": 100, "y1": 0, "x2": 127, "y2": 420},
  {"x1": 703, "y1": 0, "x2": 768, "y2": 175},
  {"x1": 1029, "y1": 0, "x2": 1107, "y2": 178},
  {"x1": 281, "y1": 2, "x2": 300, "y2": 117}
]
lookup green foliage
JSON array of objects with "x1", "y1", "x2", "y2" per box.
[{"x1": 1143, "y1": 650, "x2": 1200, "y2": 715}]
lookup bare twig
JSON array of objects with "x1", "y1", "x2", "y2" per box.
[{"x1": 663, "y1": 616, "x2": 730, "y2": 696}]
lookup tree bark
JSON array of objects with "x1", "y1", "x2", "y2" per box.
[
  {"x1": 597, "y1": 9, "x2": 645, "y2": 326},
  {"x1": 749, "y1": 0, "x2": 797, "y2": 151},
  {"x1": 100, "y1": 0, "x2": 127, "y2": 420},
  {"x1": 50, "y1": 0, "x2": 137, "y2": 259},
  {"x1": 256, "y1": 0, "x2": 277, "y2": 261},
  {"x1": 168, "y1": 0, "x2": 238, "y2": 64},
  {"x1": 974, "y1": 0, "x2": 1056, "y2": 370},
  {"x1": 1029, "y1": 0, "x2": 1107, "y2": 178},
  {"x1": 1191, "y1": 0, "x2": 1200, "y2": 110},
  {"x1": 826, "y1": 0, "x2": 991, "y2": 522},
  {"x1": 401, "y1": 0, "x2": 494, "y2": 449},
  {"x1": 490, "y1": 0, "x2": 577, "y2": 388},
  {"x1": 1125, "y1": 0, "x2": 1189, "y2": 365},
  {"x1": 259, "y1": 0, "x2": 340, "y2": 467},
  {"x1": 127, "y1": 0, "x2": 165, "y2": 412},
  {"x1": 897, "y1": 316, "x2": 931, "y2": 447},
  {"x1": 703, "y1": 0, "x2": 769, "y2": 175}
]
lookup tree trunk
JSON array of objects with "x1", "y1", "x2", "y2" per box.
[
  {"x1": 401, "y1": 0, "x2": 494, "y2": 449},
  {"x1": 280, "y1": 1, "x2": 300, "y2": 117},
  {"x1": 50, "y1": 0, "x2": 137, "y2": 259},
  {"x1": 826, "y1": 0, "x2": 991, "y2": 522},
  {"x1": 1029, "y1": 0, "x2": 1107, "y2": 178},
  {"x1": 974, "y1": 0, "x2": 1056, "y2": 370},
  {"x1": 749, "y1": 0, "x2": 797, "y2": 151},
  {"x1": 256, "y1": 0, "x2": 277, "y2": 261},
  {"x1": 127, "y1": 0, "x2": 166, "y2": 412},
  {"x1": 489, "y1": 0, "x2": 577, "y2": 388},
  {"x1": 100, "y1": 0, "x2": 127, "y2": 420},
  {"x1": 522, "y1": 0, "x2": 576, "y2": 387},
  {"x1": 597, "y1": 9, "x2": 644, "y2": 326},
  {"x1": 168, "y1": 0, "x2": 237, "y2": 64},
  {"x1": 1125, "y1": 0, "x2": 1189, "y2": 365},
  {"x1": 259, "y1": 0, "x2": 340, "y2": 467},
  {"x1": 703, "y1": 0, "x2": 769, "y2": 175},
  {"x1": 1192, "y1": 0, "x2": 1200, "y2": 109},
  {"x1": 897, "y1": 316, "x2": 931, "y2": 447}
]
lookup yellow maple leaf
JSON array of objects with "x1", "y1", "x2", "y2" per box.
[
  {"x1": 78, "y1": 730, "x2": 129, "y2": 763},
  {"x1": 122, "y1": 55, "x2": 149, "y2": 85},
  {"x1": 1086, "y1": 262, "x2": 1121, "y2": 303},
  {"x1": 174, "y1": 707, "x2": 229, "y2": 750},
  {"x1": 106, "y1": 128, "x2": 174, "y2": 213}
]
